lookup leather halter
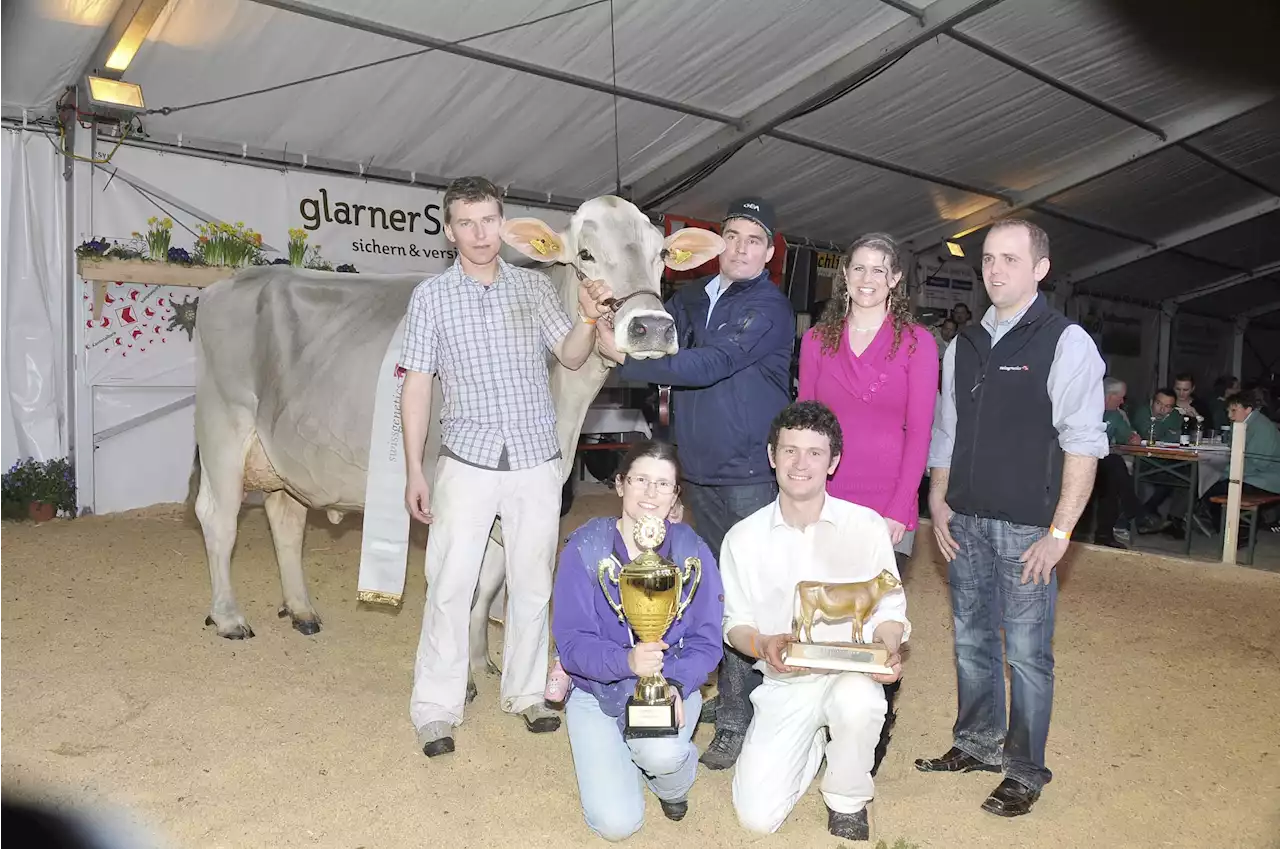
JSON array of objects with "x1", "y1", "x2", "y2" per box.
[
  {"x1": 565, "y1": 260, "x2": 671, "y2": 428},
  {"x1": 564, "y1": 261, "x2": 662, "y2": 314}
]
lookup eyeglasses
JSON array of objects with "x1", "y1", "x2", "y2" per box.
[{"x1": 624, "y1": 475, "x2": 677, "y2": 495}]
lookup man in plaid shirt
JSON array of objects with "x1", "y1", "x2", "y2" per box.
[{"x1": 400, "y1": 176, "x2": 608, "y2": 758}]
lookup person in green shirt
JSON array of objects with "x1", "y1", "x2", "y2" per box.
[
  {"x1": 1093, "y1": 378, "x2": 1156, "y2": 545},
  {"x1": 1197, "y1": 393, "x2": 1280, "y2": 539},
  {"x1": 1131, "y1": 387, "x2": 1191, "y2": 536},
  {"x1": 1130, "y1": 387, "x2": 1182, "y2": 444},
  {"x1": 1200, "y1": 392, "x2": 1280, "y2": 508}
]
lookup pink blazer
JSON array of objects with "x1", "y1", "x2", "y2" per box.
[{"x1": 798, "y1": 321, "x2": 939, "y2": 529}]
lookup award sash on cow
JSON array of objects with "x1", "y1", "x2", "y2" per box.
[
  {"x1": 597, "y1": 515, "x2": 702, "y2": 738},
  {"x1": 781, "y1": 570, "x2": 903, "y2": 674},
  {"x1": 357, "y1": 318, "x2": 411, "y2": 608}
]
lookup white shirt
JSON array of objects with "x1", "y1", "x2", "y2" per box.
[
  {"x1": 704, "y1": 275, "x2": 726, "y2": 328},
  {"x1": 720, "y1": 493, "x2": 911, "y2": 682}
]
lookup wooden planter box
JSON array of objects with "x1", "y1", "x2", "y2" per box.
[{"x1": 78, "y1": 257, "x2": 241, "y2": 319}]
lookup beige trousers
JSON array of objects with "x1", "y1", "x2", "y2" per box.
[
  {"x1": 409, "y1": 456, "x2": 561, "y2": 729},
  {"x1": 733, "y1": 671, "x2": 888, "y2": 833}
]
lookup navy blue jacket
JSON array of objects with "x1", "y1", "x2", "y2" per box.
[{"x1": 617, "y1": 271, "x2": 795, "y2": 486}]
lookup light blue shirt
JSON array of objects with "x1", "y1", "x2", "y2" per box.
[
  {"x1": 705, "y1": 275, "x2": 726, "y2": 328},
  {"x1": 929, "y1": 292, "x2": 1108, "y2": 468}
]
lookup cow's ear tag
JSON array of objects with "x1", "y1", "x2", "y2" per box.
[
  {"x1": 671, "y1": 248, "x2": 693, "y2": 264},
  {"x1": 531, "y1": 238, "x2": 558, "y2": 256}
]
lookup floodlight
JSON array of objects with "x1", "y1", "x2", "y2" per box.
[{"x1": 85, "y1": 76, "x2": 146, "y2": 112}]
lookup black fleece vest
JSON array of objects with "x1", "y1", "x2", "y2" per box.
[{"x1": 947, "y1": 296, "x2": 1072, "y2": 528}]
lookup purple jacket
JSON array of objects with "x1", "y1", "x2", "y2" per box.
[{"x1": 552, "y1": 516, "x2": 724, "y2": 725}]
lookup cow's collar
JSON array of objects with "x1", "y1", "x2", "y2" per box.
[{"x1": 561, "y1": 258, "x2": 661, "y2": 314}]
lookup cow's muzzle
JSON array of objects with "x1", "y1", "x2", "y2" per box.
[{"x1": 617, "y1": 310, "x2": 677, "y2": 359}]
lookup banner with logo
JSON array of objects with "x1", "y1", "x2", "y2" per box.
[{"x1": 82, "y1": 146, "x2": 573, "y2": 513}]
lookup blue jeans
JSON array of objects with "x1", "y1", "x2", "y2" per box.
[
  {"x1": 565, "y1": 688, "x2": 703, "y2": 842},
  {"x1": 948, "y1": 513, "x2": 1057, "y2": 792},
  {"x1": 682, "y1": 480, "x2": 777, "y2": 734}
]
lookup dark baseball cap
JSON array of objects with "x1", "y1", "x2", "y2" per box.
[{"x1": 723, "y1": 198, "x2": 776, "y2": 238}]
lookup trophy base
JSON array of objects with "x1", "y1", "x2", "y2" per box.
[
  {"x1": 783, "y1": 641, "x2": 893, "y2": 675},
  {"x1": 624, "y1": 697, "x2": 679, "y2": 739}
]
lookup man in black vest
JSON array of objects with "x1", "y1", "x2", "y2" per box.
[{"x1": 914, "y1": 219, "x2": 1107, "y2": 817}]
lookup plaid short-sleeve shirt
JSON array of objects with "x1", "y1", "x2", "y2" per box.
[{"x1": 400, "y1": 257, "x2": 575, "y2": 470}]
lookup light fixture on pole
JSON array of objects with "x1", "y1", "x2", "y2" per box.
[
  {"x1": 84, "y1": 76, "x2": 147, "y2": 113},
  {"x1": 945, "y1": 241, "x2": 965, "y2": 258}
]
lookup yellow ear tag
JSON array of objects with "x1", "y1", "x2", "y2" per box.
[
  {"x1": 671, "y1": 248, "x2": 693, "y2": 264},
  {"x1": 530, "y1": 237, "x2": 557, "y2": 256}
]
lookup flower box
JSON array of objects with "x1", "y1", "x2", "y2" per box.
[{"x1": 78, "y1": 257, "x2": 237, "y2": 320}]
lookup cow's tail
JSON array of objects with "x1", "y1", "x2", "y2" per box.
[{"x1": 185, "y1": 446, "x2": 201, "y2": 527}]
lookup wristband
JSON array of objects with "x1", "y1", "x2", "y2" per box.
[
  {"x1": 578, "y1": 311, "x2": 596, "y2": 325},
  {"x1": 748, "y1": 634, "x2": 759, "y2": 659},
  {"x1": 1048, "y1": 525, "x2": 1070, "y2": 540}
]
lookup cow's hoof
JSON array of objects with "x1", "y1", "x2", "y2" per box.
[
  {"x1": 291, "y1": 617, "x2": 321, "y2": 636},
  {"x1": 206, "y1": 615, "x2": 255, "y2": 640},
  {"x1": 278, "y1": 605, "x2": 322, "y2": 635},
  {"x1": 465, "y1": 680, "x2": 478, "y2": 704}
]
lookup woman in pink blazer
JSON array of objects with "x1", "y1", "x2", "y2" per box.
[{"x1": 798, "y1": 233, "x2": 939, "y2": 563}]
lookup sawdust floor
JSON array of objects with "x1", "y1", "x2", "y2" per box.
[{"x1": 3, "y1": 488, "x2": 1279, "y2": 849}]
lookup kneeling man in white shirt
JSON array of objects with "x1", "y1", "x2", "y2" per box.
[{"x1": 720, "y1": 400, "x2": 909, "y2": 842}]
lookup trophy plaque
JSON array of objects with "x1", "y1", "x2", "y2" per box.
[
  {"x1": 781, "y1": 570, "x2": 903, "y2": 675},
  {"x1": 598, "y1": 514, "x2": 703, "y2": 738}
]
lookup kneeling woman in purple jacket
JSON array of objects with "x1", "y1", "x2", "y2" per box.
[{"x1": 552, "y1": 440, "x2": 724, "y2": 841}]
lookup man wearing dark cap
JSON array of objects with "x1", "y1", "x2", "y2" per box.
[{"x1": 593, "y1": 198, "x2": 796, "y2": 769}]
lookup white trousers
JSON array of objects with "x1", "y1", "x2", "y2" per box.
[
  {"x1": 410, "y1": 456, "x2": 561, "y2": 729},
  {"x1": 732, "y1": 671, "x2": 888, "y2": 833}
]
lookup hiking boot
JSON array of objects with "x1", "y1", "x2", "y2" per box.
[
  {"x1": 417, "y1": 721, "x2": 455, "y2": 758},
  {"x1": 660, "y1": 797, "x2": 688, "y2": 821},
  {"x1": 520, "y1": 703, "x2": 561, "y2": 733},
  {"x1": 827, "y1": 806, "x2": 869, "y2": 840},
  {"x1": 698, "y1": 694, "x2": 718, "y2": 724},
  {"x1": 698, "y1": 729, "x2": 744, "y2": 770}
]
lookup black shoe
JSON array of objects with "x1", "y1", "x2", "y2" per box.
[
  {"x1": 1093, "y1": 534, "x2": 1127, "y2": 549},
  {"x1": 417, "y1": 721, "x2": 455, "y2": 758},
  {"x1": 698, "y1": 729, "x2": 744, "y2": 770},
  {"x1": 914, "y1": 746, "x2": 1001, "y2": 773},
  {"x1": 981, "y1": 777, "x2": 1040, "y2": 817},
  {"x1": 698, "y1": 695, "x2": 718, "y2": 724},
  {"x1": 520, "y1": 704, "x2": 562, "y2": 733},
  {"x1": 827, "y1": 806, "x2": 869, "y2": 841},
  {"x1": 660, "y1": 798, "x2": 688, "y2": 822}
]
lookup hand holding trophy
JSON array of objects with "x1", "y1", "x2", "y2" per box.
[
  {"x1": 781, "y1": 570, "x2": 903, "y2": 674},
  {"x1": 597, "y1": 514, "x2": 703, "y2": 738}
]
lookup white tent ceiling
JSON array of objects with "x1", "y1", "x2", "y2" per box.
[{"x1": 4, "y1": 0, "x2": 1278, "y2": 318}]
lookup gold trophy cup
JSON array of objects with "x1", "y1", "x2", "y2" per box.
[
  {"x1": 598, "y1": 514, "x2": 703, "y2": 738},
  {"x1": 781, "y1": 570, "x2": 902, "y2": 674}
]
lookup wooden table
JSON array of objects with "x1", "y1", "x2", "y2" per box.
[{"x1": 1112, "y1": 442, "x2": 1205, "y2": 555}]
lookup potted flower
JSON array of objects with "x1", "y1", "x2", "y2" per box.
[
  {"x1": 287, "y1": 228, "x2": 309, "y2": 266},
  {"x1": 1, "y1": 457, "x2": 77, "y2": 522},
  {"x1": 134, "y1": 216, "x2": 174, "y2": 261},
  {"x1": 196, "y1": 221, "x2": 264, "y2": 268}
]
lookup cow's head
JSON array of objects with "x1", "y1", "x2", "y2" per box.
[{"x1": 502, "y1": 196, "x2": 724, "y2": 359}]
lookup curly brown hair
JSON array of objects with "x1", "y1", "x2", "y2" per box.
[{"x1": 812, "y1": 232, "x2": 918, "y2": 360}]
